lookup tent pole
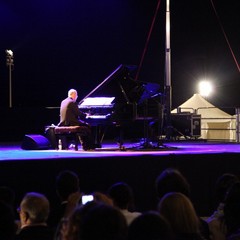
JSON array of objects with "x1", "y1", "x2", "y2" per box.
[{"x1": 236, "y1": 108, "x2": 240, "y2": 143}]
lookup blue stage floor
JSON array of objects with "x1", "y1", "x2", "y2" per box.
[{"x1": 1, "y1": 140, "x2": 240, "y2": 161}]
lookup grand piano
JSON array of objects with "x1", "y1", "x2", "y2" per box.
[{"x1": 78, "y1": 64, "x2": 162, "y2": 147}]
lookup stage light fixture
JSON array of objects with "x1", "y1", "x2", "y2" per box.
[
  {"x1": 198, "y1": 81, "x2": 213, "y2": 97},
  {"x1": 5, "y1": 49, "x2": 13, "y2": 57}
]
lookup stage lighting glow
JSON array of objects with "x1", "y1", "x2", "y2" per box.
[
  {"x1": 5, "y1": 49, "x2": 13, "y2": 57},
  {"x1": 198, "y1": 81, "x2": 213, "y2": 97}
]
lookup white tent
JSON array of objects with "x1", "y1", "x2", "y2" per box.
[{"x1": 171, "y1": 93, "x2": 236, "y2": 140}]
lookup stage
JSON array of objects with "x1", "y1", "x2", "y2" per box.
[
  {"x1": 1, "y1": 140, "x2": 240, "y2": 218},
  {"x1": 2, "y1": 140, "x2": 240, "y2": 161}
]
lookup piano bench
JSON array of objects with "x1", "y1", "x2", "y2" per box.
[{"x1": 54, "y1": 126, "x2": 88, "y2": 150}]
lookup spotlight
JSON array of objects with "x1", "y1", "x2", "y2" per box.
[
  {"x1": 198, "y1": 81, "x2": 213, "y2": 97},
  {"x1": 5, "y1": 49, "x2": 13, "y2": 57}
]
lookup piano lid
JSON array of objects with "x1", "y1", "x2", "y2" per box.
[
  {"x1": 79, "y1": 64, "x2": 140, "y2": 104},
  {"x1": 79, "y1": 64, "x2": 161, "y2": 106}
]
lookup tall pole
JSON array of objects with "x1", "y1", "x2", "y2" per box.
[
  {"x1": 9, "y1": 64, "x2": 12, "y2": 108},
  {"x1": 165, "y1": 0, "x2": 172, "y2": 138},
  {"x1": 6, "y1": 50, "x2": 14, "y2": 108}
]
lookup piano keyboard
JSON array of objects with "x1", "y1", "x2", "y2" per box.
[{"x1": 86, "y1": 113, "x2": 111, "y2": 119}]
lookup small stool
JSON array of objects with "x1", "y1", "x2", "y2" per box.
[{"x1": 54, "y1": 126, "x2": 88, "y2": 150}]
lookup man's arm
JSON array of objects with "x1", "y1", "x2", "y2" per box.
[{"x1": 71, "y1": 102, "x2": 86, "y2": 120}]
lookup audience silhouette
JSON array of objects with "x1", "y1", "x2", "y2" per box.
[
  {"x1": 1, "y1": 167, "x2": 240, "y2": 239},
  {"x1": 128, "y1": 211, "x2": 173, "y2": 240},
  {"x1": 0, "y1": 201, "x2": 16, "y2": 240},
  {"x1": 207, "y1": 173, "x2": 239, "y2": 240},
  {"x1": 58, "y1": 201, "x2": 128, "y2": 240},
  {"x1": 48, "y1": 170, "x2": 81, "y2": 230},
  {"x1": 224, "y1": 181, "x2": 240, "y2": 240},
  {"x1": 155, "y1": 168, "x2": 191, "y2": 200},
  {"x1": 108, "y1": 182, "x2": 141, "y2": 225},
  {"x1": 0, "y1": 186, "x2": 20, "y2": 232},
  {"x1": 158, "y1": 192, "x2": 206, "y2": 240},
  {"x1": 155, "y1": 168, "x2": 210, "y2": 239},
  {"x1": 15, "y1": 192, "x2": 54, "y2": 240}
]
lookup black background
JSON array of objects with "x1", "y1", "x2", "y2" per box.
[{"x1": 1, "y1": 0, "x2": 240, "y2": 109}]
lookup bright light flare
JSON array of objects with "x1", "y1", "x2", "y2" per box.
[
  {"x1": 198, "y1": 81, "x2": 213, "y2": 97},
  {"x1": 5, "y1": 49, "x2": 13, "y2": 57}
]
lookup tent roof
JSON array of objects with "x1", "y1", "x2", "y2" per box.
[{"x1": 172, "y1": 93, "x2": 232, "y2": 118}]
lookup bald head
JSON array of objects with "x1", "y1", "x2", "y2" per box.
[{"x1": 68, "y1": 89, "x2": 78, "y2": 102}]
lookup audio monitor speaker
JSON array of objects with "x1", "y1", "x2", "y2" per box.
[
  {"x1": 171, "y1": 113, "x2": 201, "y2": 137},
  {"x1": 21, "y1": 134, "x2": 51, "y2": 150}
]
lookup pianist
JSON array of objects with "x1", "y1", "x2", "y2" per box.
[{"x1": 58, "y1": 89, "x2": 95, "y2": 151}]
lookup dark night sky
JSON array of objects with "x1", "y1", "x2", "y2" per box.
[{"x1": 0, "y1": 0, "x2": 240, "y2": 113}]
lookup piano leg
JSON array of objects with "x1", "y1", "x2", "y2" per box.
[
  {"x1": 93, "y1": 124, "x2": 125, "y2": 150},
  {"x1": 115, "y1": 124, "x2": 125, "y2": 150},
  {"x1": 92, "y1": 125, "x2": 109, "y2": 148},
  {"x1": 94, "y1": 125, "x2": 103, "y2": 148}
]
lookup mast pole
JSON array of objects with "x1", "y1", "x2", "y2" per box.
[{"x1": 164, "y1": 0, "x2": 172, "y2": 138}]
